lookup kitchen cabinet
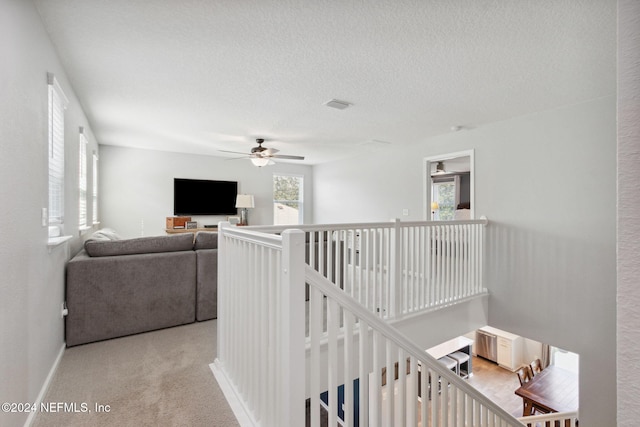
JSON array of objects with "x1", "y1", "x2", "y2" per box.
[
  {"x1": 497, "y1": 334, "x2": 523, "y2": 371},
  {"x1": 477, "y1": 326, "x2": 523, "y2": 372}
]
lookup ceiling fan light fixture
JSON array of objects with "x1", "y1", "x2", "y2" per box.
[{"x1": 251, "y1": 157, "x2": 270, "y2": 167}]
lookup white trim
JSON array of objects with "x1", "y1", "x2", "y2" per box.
[
  {"x1": 78, "y1": 225, "x2": 93, "y2": 236},
  {"x1": 46, "y1": 72, "x2": 69, "y2": 108},
  {"x1": 210, "y1": 360, "x2": 257, "y2": 427},
  {"x1": 47, "y1": 235, "x2": 72, "y2": 248},
  {"x1": 24, "y1": 343, "x2": 65, "y2": 427}
]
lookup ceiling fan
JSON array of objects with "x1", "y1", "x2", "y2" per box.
[
  {"x1": 431, "y1": 160, "x2": 469, "y2": 176},
  {"x1": 220, "y1": 138, "x2": 305, "y2": 167}
]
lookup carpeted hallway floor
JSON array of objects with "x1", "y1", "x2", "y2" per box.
[{"x1": 32, "y1": 320, "x2": 239, "y2": 427}]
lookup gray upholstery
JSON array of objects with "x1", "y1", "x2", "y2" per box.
[
  {"x1": 194, "y1": 232, "x2": 218, "y2": 320},
  {"x1": 65, "y1": 230, "x2": 218, "y2": 347},
  {"x1": 196, "y1": 249, "x2": 218, "y2": 321},
  {"x1": 84, "y1": 233, "x2": 194, "y2": 257},
  {"x1": 66, "y1": 250, "x2": 196, "y2": 347},
  {"x1": 194, "y1": 231, "x2": 218, "y2": 250}
]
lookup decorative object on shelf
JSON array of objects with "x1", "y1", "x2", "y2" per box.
[
  {"x1": 235, "y1": 194, "x2": 255, "y2": 226},
  {"x1": 166, "y1": 216, "x2": 191, "y2": 229},
  {"x1": 227, "y1": 216, "x2": 241, "y2": 225},
  {"x1": 185, "y1": 221, "x2": 197, "y2": 229}
]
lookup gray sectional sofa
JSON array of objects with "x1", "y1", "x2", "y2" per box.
[{"x1": 65, "y1": 230, "x2": 218, "y2": 347}]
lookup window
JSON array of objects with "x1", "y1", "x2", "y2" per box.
[
  {"x1": 550, "y1": 346, "x2": 579, "y2": 374},
  {"x1": 78, "y1": 128, "x2": 88, "y2": 229},
  {"x1": 92, "y1": 153, "x2": 99, "y2": 224},
  {"x1": 273, "y1": 174, "x2": 303, "y2": 225},
  {"x1": 47, "y1": 73, "x2": 68, "y2": 229},
  {"x1": 432, "y1": 177, "x2": 457, "y2": 220}
]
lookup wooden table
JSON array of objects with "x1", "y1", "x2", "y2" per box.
[{"x1": 514, "y1": 365, "x2": 579, "y2": 416}]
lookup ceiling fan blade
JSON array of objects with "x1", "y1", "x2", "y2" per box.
[
  {"x1": 264, "y1": 147, "x2": 279, "y2": 155},
  {"x1": 219, "y1": 149, "x2": 250, "y2": 155},
  {"x1": 272, "y1": 154, "x2": 305, "y2": 160}
]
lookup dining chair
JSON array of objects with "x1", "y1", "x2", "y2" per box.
[
  {"x1": 516, "y1": 365, "x2": 533, "y2": 386},
  {"x1": 530, "y1": 358, "x2": 543, "y2": 376}
]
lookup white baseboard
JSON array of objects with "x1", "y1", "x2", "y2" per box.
[
  {"x1": 209, "y1": 359, "x2": 256, "y2": 427},
  {"x1": 23, "y1": 343, "x2": 65, "y2": 427}
]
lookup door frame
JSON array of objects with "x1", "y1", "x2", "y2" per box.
[{"x1": 423, "y1": 149, "x2": 475, "y2": 221}]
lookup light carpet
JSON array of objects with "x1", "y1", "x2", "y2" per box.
[{"x1": 32, "y1": 320, "x2": 239, "y2": 427}]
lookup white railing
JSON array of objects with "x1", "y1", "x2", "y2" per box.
[
  {"x1": 213, "y1": 220, "x2": 526, "y2": 427},
  {"x1": 518, "y1": 411, "x2": 579, "y2": 427},
  {"x1": 306, "y1": 267, "x2": 522, "y2": 427},
  {"x1": 246, "y1": 218, "x2": 488, "y2": 320},
  {"x1": 213, "y1": 226, "x2": 306, "y2": 426}
]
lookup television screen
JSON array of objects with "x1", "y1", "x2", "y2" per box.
[{"x1": 173, "y1": 178, "x2": 238, "y2": 215}]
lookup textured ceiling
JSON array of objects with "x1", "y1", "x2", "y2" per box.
[{"x1": 34, "y1": 0, "x2": 616, "y2": 165}]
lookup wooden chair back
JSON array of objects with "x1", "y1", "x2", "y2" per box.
[
  {"x1": 516, "y1": 365, "x2": 533, "y2": 386},
  {"x1": 530, "y1": 358, "x2": 543, "y2": 376}
]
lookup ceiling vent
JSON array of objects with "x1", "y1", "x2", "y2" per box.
[{"x1": 324, "y1": 99, "x2": 351, "y2": 110}]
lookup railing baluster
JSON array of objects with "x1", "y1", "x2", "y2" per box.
[
  {"x1": 358, "y1": 318, "x2": 370, "y2": 427},
  {"x1": 309, "y1": 286, "x2": 322, "y2": 427},
  {"x1": 384, "y1": 339, "x2": 394, "y2": 426},
  {"x1": 407, "y1": 356, "x2": 417, "y2": 426},
  {"x1": 344, "y1": 311, "x2": 354, "y2": 427},
  {"x1": 327, "y1": 297, "x2": 339, "y2": 427},
  {"x1": 397, "y1": 348, "x2": 407, "y2": 427}
]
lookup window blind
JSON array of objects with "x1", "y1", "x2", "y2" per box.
[
  {"x1": 92, "y1": 153, "x2": 98, "y2": 224},
  {"x1": 78, "y1": 129, "x2": 88, "y2": 228},
  {"x1": 47, "y1": 73, "x2": 68, "y2": 226}
]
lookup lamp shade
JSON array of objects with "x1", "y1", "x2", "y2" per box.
[
  {"x1": 431, "y1": 201, "x2": 439, "y2": 210},
  {"x1": 235, "y1": 194, "x2": 255, "y2": 209}
]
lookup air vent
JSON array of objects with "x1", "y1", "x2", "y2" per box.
[{"x1": 324, "y1": 99, "x2": 351, "y2": 110}]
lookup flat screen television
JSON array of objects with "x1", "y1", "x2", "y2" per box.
[{"x1": 173, "y1": 178, "x2": 238, "y2": 215}]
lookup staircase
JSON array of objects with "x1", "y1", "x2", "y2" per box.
[{"x1": 211, "y1": 219, "x2": 575, "y2": 427}]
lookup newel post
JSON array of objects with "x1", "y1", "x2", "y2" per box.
[
  {"x1": 216, "y1": 221, "x2": 230, "y2": 364},
  {"x1": 280, "y1": 229, "x2": 306, "y2": 427},
  {"x1": 389, "y1": 218, "x2": 402, "y2": 318}
]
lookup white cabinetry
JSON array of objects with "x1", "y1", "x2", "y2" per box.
[
  {"x1": 478, "y1": 326, "x2": 523, "y2": 372},
  {"x1": 496, "y1": 334, "x2": 523, "y2": 371}
]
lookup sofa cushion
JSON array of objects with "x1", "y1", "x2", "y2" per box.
[
  {"x1": 194, "y1": 231, "x2": 218, "y2": 250},
  {"x1": 85, "y1": 233, "x2": 194, "y2": 257},
  {"x1": 86, "y1": 228, "x2": 122, "y2": 242}
]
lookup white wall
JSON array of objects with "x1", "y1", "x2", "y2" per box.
[
  {"x1": 0, "y1": 1, "x2": 100, "y2": 426},
  {"x1": 617, "y1": 0, "x2": 640, "y2": 425},
  {"x1": 100, "y1": 145, "x2": 313, "y2": 238},
  {"x1": 313, "y1": 97, "x2": 617, "y2": 425}
]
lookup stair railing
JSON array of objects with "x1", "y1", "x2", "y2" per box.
[{"x1": 213, "y1": 220, "x2": 525, "y2": 427}]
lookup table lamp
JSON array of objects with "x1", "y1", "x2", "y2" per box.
[
  {"x1": 431, "y1": 201, "x2": 439, "y2": 220},
  {"x1": 235, "y1": 194, "x2": 255, "y2": 226}
]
